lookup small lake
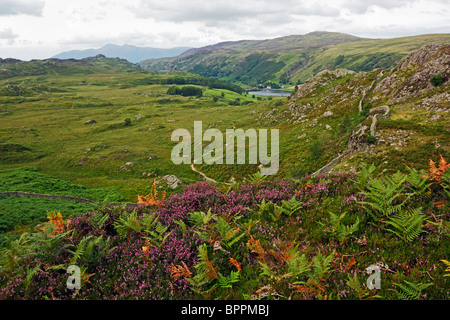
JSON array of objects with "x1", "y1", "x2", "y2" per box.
[{"x1": 247, "y1": 90, "x2": 292, "y2": 97}]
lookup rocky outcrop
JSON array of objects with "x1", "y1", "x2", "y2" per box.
[
  {"x1": 374, "y1": 43, "x2": 449, "y2": 101},
  {"x1": 157, "y1": 174, "x2": 183, "y2": 189},
  {"x1": 292, "y1": 43, "x2": 447, "y2": 176},
  {"x1": 290, "y1": 68, "x2": 355, "y2": 100}
]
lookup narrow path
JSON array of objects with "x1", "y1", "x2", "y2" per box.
[
  {"x1": 1, "y1": 165, "x2": 229, "y2": 207},
  {"x1": 0, "y1": 191, "x2": 138, "y2": 208},
  {"x1": 358, "y1": 70, "x2": 384, "y2": 112},
  {"x1": 190, "y1": 163, "x2": 221, "y2": 184}
]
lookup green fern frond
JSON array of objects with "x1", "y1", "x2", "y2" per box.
[
  {"x1": 67, "y1": 235, "x2": 114, "y2": 267},
  {"x1": 346, "y1": 273, "x2": 362, "y2": 293},
  {"x1": 255, "y1": 198, "x2": 273, "y2": 216},
  {"x1": 212, "y1": 215, "x2": 245, "y2": 248},
  {"x1": 441, "y1": 259, "x2": 450, "y2": 277},
  {"x1": 385, "y1": 171, "x2": 408, "y2": 189},
  {"x1": 23, "y1": 264, "x2": 40, "y2": 290},
  {"x1": 189, "y1": 209, "x2": 214, "y2": 227},
  {"x1": 281, "y1": 196, "x2": 303, "y2": 216},
  {"x1": 113, "y1": 210, "x2": 142, "y2": 239},
  {"x1": 242, "y1": 218, "x2": 260, "y2": 235},
  {"x1": 360, "y1": 172, "x2": 411, "y2": 221},
  {"x1": 382, "y1": 207, "x2": 427, "y2": 242},
  {"x1": 391, "y1": 280, "x2": 433, "y2": 300},
  {"x1": 405, "y1": 165, "x2": 431, "y2": 195},
  {"x1": 247, "y1": 171, "x2": 267, "y2": 187},
  {"x1": 215, "y1": 216, "x2": 233, "y2": 239},
  {"x1": 269, "y1": 204, "x2": 284, "y2": 222},
  {"x1": 68, "y1": 236, "x2": 88, "y2": 265},
  {"x1": 144, "y1": 221, "x2": 172, "y2": 249},
  {"x1": 90, "y1": 210, "x2": 109, "y2": 230},
  {"x1": 355, "y1": 162, "x2": 377, "y2": 191},
  {"x1": 311, "y1": 250, "x2": 335, "y2": 281},
  {"x1": 217, "y1": 271, "x2": 240, "y2": 288},
  {"x1": 142, "y1": 213, "x2": 159, "y2": 231},
  {"x1": 227, "y1": 232, "x2": 245, "y2": 248},
  {"x1": 286, "y1": 253, "x2": 310, "y2": 278},
  {"x1": 155, "y1": 222, "x2": 169, "y2": 235},
  {"x1": 327, "y1": 212, "x2": 360, "y2": 243},
  {"x1": 190, "y1": 244, "x2": 218, "y2": 287},
  {"x1": 346, "y1": 273, "x2": 383, "y2": 300},
  {"x1": 258, "y1": 261, "x2": 277, "y2": 280}
]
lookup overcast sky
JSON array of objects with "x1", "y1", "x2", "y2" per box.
[{"x1": 0, "y1": 0, "x2": 449, "y2": 60}]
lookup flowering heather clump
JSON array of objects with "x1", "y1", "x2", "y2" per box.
[
  {"x1": 0, "y1": 166, "x2": 449, "y2": 300},
  {"x1": 158, "y1": 181, "x2": 223, "y2": 225}
]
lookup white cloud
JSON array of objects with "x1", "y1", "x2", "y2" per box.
[
  {"x1": 0, "y1": 0, "x2": 448, "y2": 60},
  {"x1": 0, "y1": 27, "x2": 18, "y2": 44},
  {"x1": 0, "y1": 0, "x2": 45, "y2": 16},
  {"x1": 342, "y1": 0, "x2": 415, "y2": 14},
  {"x1": 128, "y1": 0, "x2": 341, "y2": 23}
]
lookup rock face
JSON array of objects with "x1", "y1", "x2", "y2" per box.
[
  {"x1": 291, "y1": 68, "x2": 355, "y2": 100},
  {"x1": 374, "y1": 43, "x2": 450, "y2": 101},
  {"x1": 348, "y1": 124, "x2": 370, "y2": 152}
]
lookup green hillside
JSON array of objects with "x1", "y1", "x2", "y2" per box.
[
  {"x1": 0, "y1": 40, "x2": 449, "y2": 302},
  {"x1": 0, "y1": 54, "x2": 140, "y2": 80},
  {"x1": 139, "y1": 32, "x2": 450, "y2": 86}
]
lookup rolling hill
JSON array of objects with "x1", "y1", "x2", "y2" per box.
[
  {"x1": 0, "y1": 54, "x2": 140, "y2": 80},
  {"x1": 139, "y1": 31, "x2": 450, "y2": 86}
]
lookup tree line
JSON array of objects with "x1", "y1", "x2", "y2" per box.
[{"x1": 133, "y1": 75, "x2": 244, "y2": 94}]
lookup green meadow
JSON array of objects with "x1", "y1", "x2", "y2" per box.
[{"x1": 0, "y1": 67, "x2": 288, "y2": 237}]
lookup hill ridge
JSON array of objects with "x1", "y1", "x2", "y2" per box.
[{"x1": 139, "y1": 32, "x2": 450, "y2": 86}]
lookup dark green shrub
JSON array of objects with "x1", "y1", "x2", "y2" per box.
[
  {"x1": 309, "y1": 140, "x2": 324, "y2": 160},
  {"x1": 362, "y1": 102, "x2": 372, "y2": 118},
  {"x1": 366, "y1": 135, "x2": 377, "y2": 144},
  {"x1": 123, "y1": 118, "x2": 131, "y2": 126},
  {"x1": 339, "y1": 114, "x2": 352, "y2": 134},
  {"x1": 430, "y1": 75, "x2": 445, "y2": 86},
  {"x1": 167, "y1": 85, "x2": 203, "y2": 97}
]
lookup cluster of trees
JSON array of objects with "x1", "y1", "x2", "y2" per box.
[
  {"x1": 167, "y1": 85, "x2": 203, "y2": 97},
  {"x1": 135, "y1": 75, "x2": 243, "y2": 94}
]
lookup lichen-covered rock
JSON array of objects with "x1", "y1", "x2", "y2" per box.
[
  {"x1": 157, "y1": 174, "x2": 183, "y2": 189},
  {"x1": 290, "y1": 68, "x2": 355, "y2": 100},
  {"x1": 374, "y1": 43, "x2": 450, "y2": 101}
]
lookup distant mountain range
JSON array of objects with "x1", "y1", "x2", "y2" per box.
[{"x1": 52, "y1": 44, "x2": 192, "y2": 63}]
